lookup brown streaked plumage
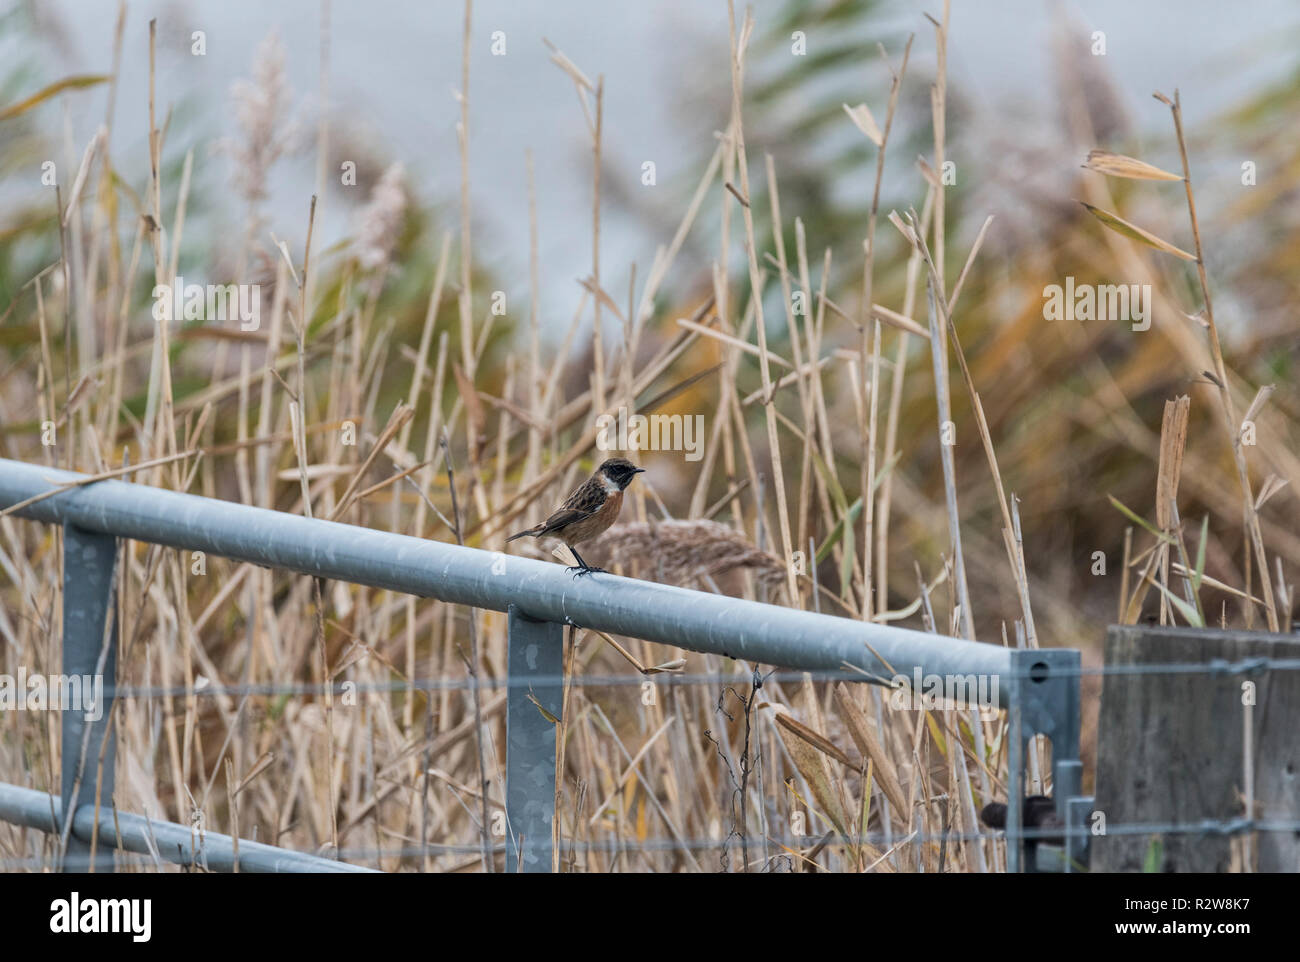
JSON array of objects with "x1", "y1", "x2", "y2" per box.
[{"x1": 506, "y1": 457, "x2": 645, "y2": 574}]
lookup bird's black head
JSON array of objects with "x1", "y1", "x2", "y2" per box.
[{"x1": 598, "y1": 457, "x2": 645, "y2": 490}]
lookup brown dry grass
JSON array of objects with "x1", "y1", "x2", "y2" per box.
[{"x1": 0, "y1": 0, "x2": 1295, "y2": 872}]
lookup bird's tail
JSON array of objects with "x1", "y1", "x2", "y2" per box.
[{"x1": 505, "y1": 526, "x2": 539, "y2": 542}]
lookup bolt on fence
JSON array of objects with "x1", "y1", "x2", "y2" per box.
[{"x1": 0, "y1": 457, "x2": 1089, "y2": 872}]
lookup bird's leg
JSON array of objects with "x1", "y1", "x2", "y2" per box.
[{"x1": 568, "y1": 546, "x2": 605, "y2": 577}]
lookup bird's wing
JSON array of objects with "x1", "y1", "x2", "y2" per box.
[
  {"x1": 533, "y1": 480, "x2": 604, "y2": 535},
  {"x1": 534, "y1": 506, "x2": 598, "y2": 536},
  {"x1": 559, "y1": 478, "x2": 601, "y2": 512}
]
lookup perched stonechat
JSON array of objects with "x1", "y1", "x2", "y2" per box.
[{"x1": 506, "y1": 457, "x2": 645, "y2": 575}]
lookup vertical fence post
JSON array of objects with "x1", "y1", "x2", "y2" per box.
[
  {"x1": 1005, "y1": 666, "x2": 1025, "y2": 874},
  {"x1": 1061, "y1": 763, "x2": 1089, "y2": 872},
  {"x1": 505, "y1": 605, "x2": 563, "y2": 873},
  {"x1": 1093, "y1": 624, "x2": 1300, "y2": 871},
  {"x1": 1004, "y1": 648, "x2": 1086, "y2": 872},
  {"x1": 60, "y1": 523, "x2": 119, "y2": 872}
]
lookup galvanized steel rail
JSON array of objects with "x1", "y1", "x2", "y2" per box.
[
  {"x1": 0, "y1": 457, "x2": 1088, "y2": 872},
  {"x1": 0, "y1": 460, "x2": 1012, "y2": 684},
  {"x1": 0, "y1": 783, "x2": 375, "y2": 872}
]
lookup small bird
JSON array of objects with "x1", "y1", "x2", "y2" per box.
[{"x1": 506, "y1": 457, "x2": 645, "y2": 575}]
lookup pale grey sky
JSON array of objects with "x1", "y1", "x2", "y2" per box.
[{"x1": 25, "y1": 0, "x2": 1300, "y2": 334}]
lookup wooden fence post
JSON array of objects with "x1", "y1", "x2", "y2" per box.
[{"x1": 1092, "y1": 624, "x2": 1300, "y2": 871}]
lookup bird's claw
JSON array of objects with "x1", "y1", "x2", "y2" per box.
[{"x1": 568, "y1": 564, "x2": 605, "y2": 578}]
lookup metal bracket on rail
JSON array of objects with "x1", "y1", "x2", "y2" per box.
[{"x1": 1004, "y1": 648, "x2": 1092, "y2": 872}]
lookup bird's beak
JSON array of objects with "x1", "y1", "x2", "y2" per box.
[{"x1": 634, "y1": 467, "x2": 646, "y2": 473}]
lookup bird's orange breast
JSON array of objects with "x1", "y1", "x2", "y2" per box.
[{"x1": 561, "y1": 489, "x2": 623, "y2": 546}]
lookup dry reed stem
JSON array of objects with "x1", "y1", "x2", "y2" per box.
[
  {"x1": 726, "y1": 2, "x2": 798, "y2": 606},
  {"x1": 1162, "y1": 90, "x2": 1278, "y2": 631}
]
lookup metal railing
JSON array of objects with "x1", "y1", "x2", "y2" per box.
[{"x1": 0, "y1": 457, "x2": 1088, "y2": 872}]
